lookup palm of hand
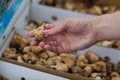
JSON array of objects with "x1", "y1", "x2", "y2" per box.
[{"x1": 43, "y1": 29, "x2": 97, "y2": 53}]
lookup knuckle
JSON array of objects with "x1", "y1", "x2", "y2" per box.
[{"x1": 64, "y1": 18, "x2": 72, "y2": 23}]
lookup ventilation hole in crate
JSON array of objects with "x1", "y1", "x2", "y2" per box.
[
  {"x1": 25, "y1": 16, "x2": 29, "y2": 22},
  {"x1": 51, "y1": 15, "x2": 58, "y2": 21},
  {"x1": 21, "y1": 77, "x2": 26, "y2": 80},
  {"x1": 3, "y1": 35, "x2": 5, "y2": 39},
  {"x1": 11, "y1": 27, "x2": 15, "y2": 31}
]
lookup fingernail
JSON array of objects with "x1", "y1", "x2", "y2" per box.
[
  {"x1": 30, "y1": 41, "x2": 37, "y2": 45},
  {"x1": 43, "y1": 30, "x2": 50, "y2": 33},
  {"x1": 27, "y1": 30, "x2": 35, "y2": 37}
]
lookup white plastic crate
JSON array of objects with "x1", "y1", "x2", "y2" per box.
[{"x1": 0, "y1": 1, "x2": 120, "y2": 80}]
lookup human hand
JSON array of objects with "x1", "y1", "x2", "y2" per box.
[{"x1": 28, "y1": 18, "x2": 98, "y2": 53}]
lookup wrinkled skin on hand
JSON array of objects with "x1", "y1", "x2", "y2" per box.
[{"x1": 28, "y1": 18, "x2": 98, "y2": 53}]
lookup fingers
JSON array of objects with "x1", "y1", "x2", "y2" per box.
[
  {"x1": 39, "y1": 41, "x2": 67, "y2": 53},
  {"x1": 39, "y1": 40, "x2": 57, "y2": 51},
  {"x1": 28, "y1": 21, "x2": 64, "y2": 37},
  {"x1": 31, "y1": 40, "x2": 63, "y2": 53},
  {"x1": 47, "y1": 21, "x2": 62, "y2": 29},
  {"x1": 42, "y1": 44, "x2": 59, "y2": 52},
  {"x1": 31, "y1": 40, "x2": 59, "y2": 53},
  {"x1": 30, "y1": 40, "x2": 39, "y2": 46},
  {"x1": 44, "y1": 44, "x2": 50, "y2": 50},
  {"x1": 28, "y1": 21, "x2": 67, "y2": 52},
  {"x1": 28, "y1": 29, "x2": 36, "y2": 37},
  {"x1": 39, "y1": 41, "x2": 45, "y2": 47},
  {"x1": 43, "y1": 22, "x2": 65, "y2": 35},
  {"x1": 43, "y1": 44, "x2": 69, "y2": 53},
  {"x1": 43, "y1": 26, "x2": 62, "y2": 35}
]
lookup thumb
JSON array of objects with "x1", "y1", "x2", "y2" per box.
[{"x1": 43, "y1": 23, "x2": 64, "y2": 35}]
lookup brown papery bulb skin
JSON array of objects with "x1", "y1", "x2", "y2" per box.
[{"x1": 85, "y1": 51, "x2": 99, "y2": 63}]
